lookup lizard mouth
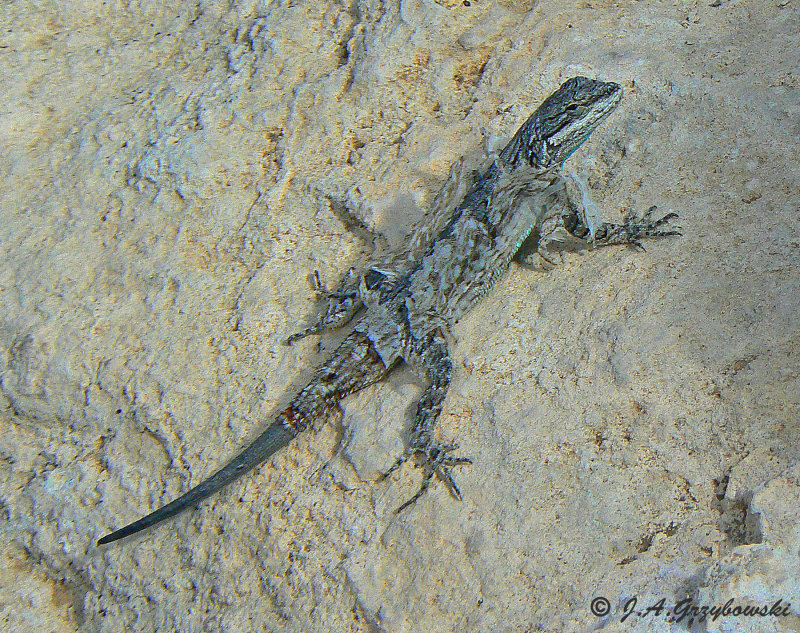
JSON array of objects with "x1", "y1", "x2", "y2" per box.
[{"x1": 594, "y1": 80, "x2": 624, "y2": 116}]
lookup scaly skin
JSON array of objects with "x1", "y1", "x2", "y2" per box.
[{"x1": 98, "y1": 77, "x2": 678, "y2": 545}]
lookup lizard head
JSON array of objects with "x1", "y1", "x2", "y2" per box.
[{"x1": 499, "y1": 76, "x2": 623, "y2": 170}]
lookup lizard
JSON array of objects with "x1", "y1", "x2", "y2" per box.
[{"x1": 98, "y1": 76, "x2": 679, "y2": 545}]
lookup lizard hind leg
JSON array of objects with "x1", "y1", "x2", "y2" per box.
[
  {"x1": 287, "y1": 268, "x2": 363, "y2": 344},
  {"x1": 381, "y1": 330, "x2": 472, "y2": 512}
]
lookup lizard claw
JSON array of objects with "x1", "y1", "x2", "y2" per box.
[
  {"x1": 593, "y1": 206, "x2": 681, "y2": 248},
  {"x1": 286, "y1": 269, "x2": 363, "y2": 344},
  {"x1": 625, "y1": 206, "x2": 682, "y2": 239},
  {"x1": 382, "y1": 441, "x2": 472, "y2": 513}
]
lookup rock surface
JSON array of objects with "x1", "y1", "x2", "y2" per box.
[{"x1": 1, "y1": 1, "x2": 798, "y2": 631}]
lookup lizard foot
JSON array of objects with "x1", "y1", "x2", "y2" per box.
[
  {"x1": 381, "y1": 441, "x2": 472, "y2": 513},
  {"x1": 602, "y1": 206, "x2": 681, "y2": 250}
]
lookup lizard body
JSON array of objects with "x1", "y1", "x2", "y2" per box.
[{"x1": 98, "y1": 77, "x2": 678, "y2": 545}]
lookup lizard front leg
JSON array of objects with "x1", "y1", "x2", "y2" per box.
[
  {"x1": 560, "y1": 171, "x2": 680, "y2": 249},
  {"x1": 517, "y1": 172, "x2": 679, "y2": 268},
  {"x1": 578, "y1": 206, "x2": 680, "y2": 249},
  {"x1": 382, "y1": 329, "x2": 471, "y2": 512}
]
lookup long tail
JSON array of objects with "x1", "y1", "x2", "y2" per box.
[
  {"x1": 97, "y1": 422, "x2": 296, "y2": 545},
  {"x1": 98, "y1": 330, "x2": 391, "y2": 545}
]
